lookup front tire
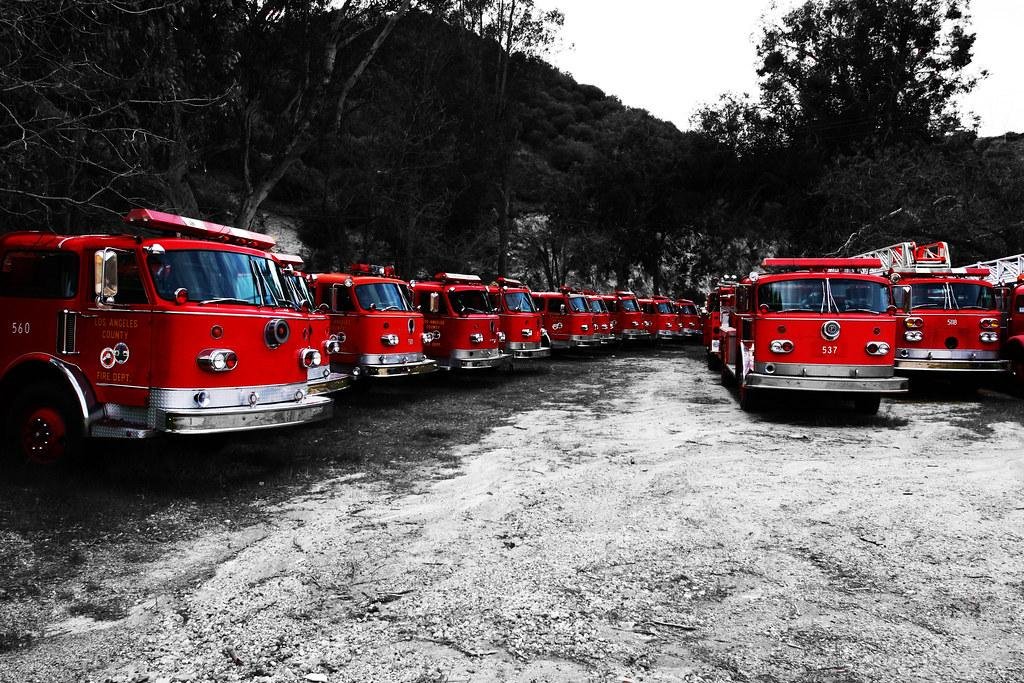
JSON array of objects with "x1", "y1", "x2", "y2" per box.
[
  {"x1": 853, "y1": 394, "x2": 881, "y2": 415},
  {"x1": 4, "y1": 385, "x2": 81, "y2": 467}
]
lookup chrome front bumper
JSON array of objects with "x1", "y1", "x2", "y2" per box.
[
  {"x1": 620, "y1": 330, "x2": 650, "y2": 340},
  {"x1": 895, "y1": 358, "x2": 1010, "y2": 373},
  {"x1": 744, "y1": 373, "x2": 908, "y2": 394},
  {"x1": 308, "y1": 371, "x2": 353, "y2": 395},
  {"x1": 550, "y1": 335, "x2": 599, "y2": 349},
  {"x1": 355, "y1": 358, "x2": 438, "y2": 378},
  {"x1": 506, "y1": 343, "x2": 552, "y2": 359},
  {"x1": 161, "y1": 395, "x2": 333, "y2": 434},
  {"x1": 437, "y1": 348, "x2": 512, "y2": 370}
]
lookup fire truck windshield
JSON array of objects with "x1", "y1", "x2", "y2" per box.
[
  {"x1": 908, "y1": 281, "x2": 995, "y2": 310},
  {"x1": 619, "y1": 298, "x2": 639, "y2": 312},
  {"x1": 656, "y1": 302, "x2": 673, "y2": 314},
  {"x1": 355, "y1": 283, "x2": 412, "y2": 312},
  {"x1": 758, "y1": 278, "x2": 890, "y2": 314},
  {"x1": 568, "y1": 296, "x2": 588, "y2": 312},
  {"x1": 504, "y1": 291, "x2": 536, "y2": 312},
  {"x1": 679, "y1": 304, "x2": 698, "y2": 315},
  {"x1": 284, "y1": 273, "x2": 314, "y2": 309},
  {"x1": 588, "y1": 298, "x2": 607, "y2": 313},
  {"x1": 147, "y1": 250, "x2": 290, "y2": 307},
  {"x1": 449, "y1": 289, "x2": 493, "y2": 314}
]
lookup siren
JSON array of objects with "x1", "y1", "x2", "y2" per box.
[{"x1": 124, "y1": 209, "x2": 276, "y2": 250}]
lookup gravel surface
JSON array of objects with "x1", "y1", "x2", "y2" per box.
[{"x1": 2, "y1": 347, "x2": 1023, "y2": 682}]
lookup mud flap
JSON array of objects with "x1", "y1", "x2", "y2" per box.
[{"x1": 739, "y1": 341, "x2": 755, "y2": 383}]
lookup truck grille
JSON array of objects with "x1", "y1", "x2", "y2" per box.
[{"x1": 56, "y1": 310, "x2": 77, "y2": 354}]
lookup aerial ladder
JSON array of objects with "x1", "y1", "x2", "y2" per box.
[{"x1": 962, "y1": 253, "x2": 1024, "y2": 286}]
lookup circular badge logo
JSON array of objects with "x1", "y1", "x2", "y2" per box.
[
  {"x1": 100, "y1": 347, "x2": 116, "y2": 369},
  {"x1": 113, "y1": 342, "x2": 130, "y2": 365}
]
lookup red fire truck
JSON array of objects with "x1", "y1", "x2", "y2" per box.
[
  {"x1": 853, "y1": 242, "x2": 1007, "y2": 380},
  {"x1": 487, "y1": 277, "x2": 551, "y2": 360},
  {"x1": 410, "y1": 273, "x2": 511, "y2": 370},
  {"x1": 640, "y1": 296, "x2": 677, "y2": 341},
  {"x1": 608, "y1": 290, "x2": 648, "y2": 341},
  {"x1": 963, "y1": 252, "x2": 1024, "y2": 384},
  {"x1": 274, "y1": 254, "x2": 351, "y2": 395},
  {"x1": 308, "y1": 264, "x2": 437, "y2": 380},
  {"x1": 532, "y1": 287, "x2": 599, "y2": 350},
  {"x1": 0, "y1": 209, "x2": 336, "y2": 465},
  {"x1": 717, "y1": 258, "x2": 908, "y2": 413},
  {"x1": 704, "y1": 281, "x2": 736, "y2": 369},
  {"x1": 674, "y1": 298, "x2": 702, "y2": 341},
  {"x1": 583, "y1": 292, "x2": 615, "y2": 345}
]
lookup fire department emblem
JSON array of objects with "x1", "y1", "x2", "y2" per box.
[
  {"x1": 113, "y1": 342, "x2": 130, "y2": 365},
  {"x1": 100, "y1": 347, "x2": 116, "y2": 369}
]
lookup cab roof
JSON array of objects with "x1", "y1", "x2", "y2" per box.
[{"x1": 0, "y1": 231, "x2": 272, "y2": 258}]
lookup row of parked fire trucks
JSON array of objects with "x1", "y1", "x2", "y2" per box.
[
  {"x1": 701, "y1": 242, "x2": 1024, "y2": 414},
  {"x1": 0, "y1": 210, "x2": 701, "y2": 465}
]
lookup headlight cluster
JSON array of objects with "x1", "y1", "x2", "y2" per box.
[
  {"x1": 904, "y1": 317, "x2": 924, "y2": 329},
  {"x1": 300, "y1": 348, "x2": 322, "y2": 369},
  {"x1": 497, "y1": 331, "x2": 506, "y2": 342},
  {"x1": 324, "y1": 334, "x2": 344, "y2": 355},
  {"x1": 521, "y1": 328, "x2": 533, "y2": 337},
  {"x1": 904, "y1": 331, "x2": 924, "y2": 342},
  {"x1": 980, "y1": 332, "x2": 999, "y2": 343},
  {"x1": 866, "y1": 341, "x2": 891, "y2": 356},
  {"x1": 469, "y1": 332, "x2": 484, "y2": 343},
  {"x1": 380, "y1": 333, "x2": 400, "y2": 347},
  {"x1": 979, "y1": 318, "x2": 999, "y2": 331},
  {"x1": 581, "y1": 324, "x2": 589, "y2": 331},
  {"x1": 198, "y1": 348, "x2": 239, "y2": 372},
  {"x1": 769, "y1": 339, "x2": 794, "y2": 354}
]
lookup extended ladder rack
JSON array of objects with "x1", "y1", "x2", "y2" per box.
[{"x1": 963, "y1": 253, "x2": 1024, "y2": 285}]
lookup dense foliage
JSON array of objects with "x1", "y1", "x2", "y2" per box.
[{"x1": 1, "y1": 0, "x2": 1020, "y2": 296}]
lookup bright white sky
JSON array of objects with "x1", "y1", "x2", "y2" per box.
[{"x1": 537, "y1": 0, "x2": 1022, "y2": 137}]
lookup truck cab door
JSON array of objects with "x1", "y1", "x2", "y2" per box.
[{"x1": 78, "y1": 247, "x2": 154, "y2": 408}]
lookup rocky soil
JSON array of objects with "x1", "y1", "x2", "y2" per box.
[{"x1": 2, "y1": 346, "x2": 1023, "y2": 682}]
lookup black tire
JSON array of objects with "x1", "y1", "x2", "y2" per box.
[
  {"x1": 3, "y1": 384, "x2": 81, "y2": 468},
  {"x1": 738, "y1": 378, "x2": 759, "y2": 412},
  {"x1": 853, "y1": 394, "x2": 881, "y2": 415},
  {"x1": 707, "y1": 351, "x2": 721, "y2": 371}
]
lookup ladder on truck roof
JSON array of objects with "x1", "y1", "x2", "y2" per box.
[
  {"x1": 850, "y1": 241, "x2": 952, "y2": 274},
  {"x1": 962, "y1": 253, "x2": 1024, "y2": 285}
]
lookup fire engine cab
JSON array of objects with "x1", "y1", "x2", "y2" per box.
[
  {"x1": 674, "y1": 298, "x2": 702, "y2": 340},
  {"x1": 642, "y1": 296, "x2": 677, "y2": 341},
  {"x1": 608, "y1": 291, "x2": 648, "y2": 341},
  {"x1": 308, "y1": 264, "x2": 436, "y2": 380},
  {"x1": 532, "y1": 287, "x2": 598, "y2": 350},
  {"x1": 410, "y1": 273, "x2": 511, "y2": 370},
  {"x1": 718, "y1": 258, "x2": 908, "y2": 413},
  {"x1": 583, "y1": 291, "x2": 615, "y2": 345},
  {"x1": 274, "y1": 253, "x2": 351, "y2": 395},
  {"x1": 487, "y1": 277, "x2": 551, "y2": 360},
  {"x1": 704, "y1": 281, "x2": 736, "y2": 369},
  {"x1": 0, "y1": 209, "x2": 335, "y2": 464},
  {"x1": 853, "y1": 242, "x2": 1008, "y2": 379},
  {"x1": 963, "y1": 251, "x2": 1024, "y2": 384}
]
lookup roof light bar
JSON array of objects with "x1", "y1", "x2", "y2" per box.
[{"x1": 124, "y1": 209, "x2": 276, "y2": 250}]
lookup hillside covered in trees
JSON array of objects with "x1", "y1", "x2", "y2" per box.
[{"x1": 2, "y1": 0, "x2": 1022, "y2": 297}]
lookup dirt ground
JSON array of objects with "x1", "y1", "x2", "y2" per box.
[{"x1": 2, "y1": 346, "x2": 1023, "y2": 682}]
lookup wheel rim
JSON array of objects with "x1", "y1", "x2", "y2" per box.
[{"x1": 19, "y1": 407, "x2": 67, "y2": 465}]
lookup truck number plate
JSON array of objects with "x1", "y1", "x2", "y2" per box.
[
  {"x1": 10, "y1": 321, "x2": 31, "y2": 335},
  {"x1": 947, "y1": 318, "x2": 958, "y2": 326},
  {"x1": 710, "y1": 340, "x2": 720, "y2": 352},
  {"x1": 821, "y1": 345, "x2": 839, "y2": 355}
]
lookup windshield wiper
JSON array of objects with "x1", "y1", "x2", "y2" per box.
[
  {"x1": 843, "y1": 308, "x2": 881, "y2": 314},
  {"x1": 777, "y1": 308, "x2": 816, "y2": 313},
  {"x1": 198, "y1": 297, "x2": 252, "y2": 306}
]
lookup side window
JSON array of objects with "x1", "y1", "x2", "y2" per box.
[
  {"x1": 333, "y1": 285, "x2": 356, "y2": 312},
  {"x1": 111, "y1": 251, "x2": 148, "y2": 305},
  {"x1": 0, "y1": 250, "x2": 79, "y2": 298}
]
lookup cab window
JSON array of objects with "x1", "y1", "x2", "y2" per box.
[
  {"x1": 109, "y1": 251, "x2": 148, "y2": 305},
  {"x1": 0, "y1": 250, "x2": 78, "y2": 298},
  {"x1": 333, "y1": 285, "x2": 356, "y2": 312}
]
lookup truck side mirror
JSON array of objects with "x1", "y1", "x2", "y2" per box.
[
  {"x1": 995, "y1": 286, "x2": 1011, "y2": 312},
  {"x1": 94, "y1": 249, "x2": 118, "y2": 302},
  {"x1": 559, "y1": 304, "x2": 566, "y2": 314},
  {"x1": 429, "y1": 292, "x2": 440, "y2": 314},
  {"x1": 896, "y1": 285, "x2": 912, "y2": 313}
]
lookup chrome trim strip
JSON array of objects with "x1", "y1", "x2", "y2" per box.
[
  {"x1": 511, "y1": 347, "x2": 552, "y2": 359},
  {"x1": 360, "y1": 359, "x2": 437, "y2": 377},
  {"x1": 356, "y1": 352, "x2": 428, "y2": 365}
]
